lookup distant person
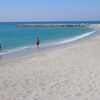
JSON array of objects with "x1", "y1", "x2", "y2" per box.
[
  {"x1": 35, "y1": 37, "x2": 40, "y2": 48},
  {"x1": 0, "y1": 43, "x2": 1, "y2": 51}
]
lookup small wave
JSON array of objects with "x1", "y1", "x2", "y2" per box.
[
  {"x1": 52, "y1": 30, "x2": 95, "y2": 45},
  {"x1": 0, "y1": 45, "x2": 34, "y2": 55}
]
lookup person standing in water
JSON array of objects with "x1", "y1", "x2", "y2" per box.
[
  {"x1": 0, "y1": 43, "x2": 1, "y2": 51},
  {"x1": 35, "y1": 37, "x2": 40, "y2": 48}
]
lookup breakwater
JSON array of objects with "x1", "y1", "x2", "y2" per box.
[{"x1": 16, "y1": 24, "x2": 100, "y2": 27}]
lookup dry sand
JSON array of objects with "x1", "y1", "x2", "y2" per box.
[{"x1": 0, "y1": 31, "x2": 100, "y2": 100}]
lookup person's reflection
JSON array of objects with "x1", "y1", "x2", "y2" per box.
[{"x1": 0, "y1": 55, "x2": 2, "y2": 59}]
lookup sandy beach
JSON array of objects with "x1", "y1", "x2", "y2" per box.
[{"x1": 0, "y1": 30, "x2": 100, "y2": 100}]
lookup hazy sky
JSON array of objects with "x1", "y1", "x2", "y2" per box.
[{"x1": 0, "y1": 0, "x2": 100, "y2": 22}]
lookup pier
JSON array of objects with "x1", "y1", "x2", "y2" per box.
[{"x1": 16, "y1": 24, "x2": 100, "y2": 28}]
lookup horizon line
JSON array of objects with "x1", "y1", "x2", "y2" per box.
[{"x1": 0, "y1": 20, "x2": 100, "y2": 23}]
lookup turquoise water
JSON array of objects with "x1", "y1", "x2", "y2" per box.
[{"x1": 0, "y1": 22, "x2": 94, "y2": 51}]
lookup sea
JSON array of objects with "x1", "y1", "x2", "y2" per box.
[{"x1": 0, "y1": 21, "x2": 99, "y2": 59}]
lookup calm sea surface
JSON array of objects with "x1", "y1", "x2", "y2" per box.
[{"x1": 0, "y1": 21, "x2": 98, "y2": 51}]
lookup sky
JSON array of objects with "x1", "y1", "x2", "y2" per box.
[{"x1": 0, "y1": 0, "x2": 100, "y2": 22}]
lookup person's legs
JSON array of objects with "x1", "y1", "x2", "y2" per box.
[{"x1": 37, "y1": 43, "x2": 39, "y2": 48}]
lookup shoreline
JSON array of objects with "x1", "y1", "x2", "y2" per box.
[{"x1": 0, "y1": 28, "x2": 97, "y2": 61}]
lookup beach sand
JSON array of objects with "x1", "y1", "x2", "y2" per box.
[{"x1": 0, "y1": 31, "x2": 100, "y2": 100}]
